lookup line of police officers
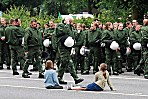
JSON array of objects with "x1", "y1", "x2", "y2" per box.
[{"x1": 0, "y1": 17, "x2": 148, "y2": 83}]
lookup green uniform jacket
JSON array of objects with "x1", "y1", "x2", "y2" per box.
[
  {"x1": 5, "y1": 25, "x2": 22, "y2": 46},
  {"x1": 73, "y1": 30, "x2": 84, "y2": 47},
  {"x1": 44, "y1": 28, "x2": 55, "y2": 39},
  {"x1": 52, "y1": 31, "x2": 58, "y2": 51},
  {"x1": 87, "y1": 29, "x2": 101, "y2": 47},
  {"x1": 129, "y1": 30, "x2": 142, "y2": 46},
  {"x1": 123, "y1": 27, "x2": 130, "y2": 37},
  {"x1": 140, "y1": 26, "x2": 148, "y2": 47},
  {"x1": 114, "y1": 30, "x2": 129, "y2": 48},
  {"x1": 24, "y1": 27, "x2": 42, "y2": 52},
  {"x1": 0, "y1": 25, "x2": 6, "y2": 38},
  {"x1": 101, "y1": 29, "x2": 114, "y2": 48}
]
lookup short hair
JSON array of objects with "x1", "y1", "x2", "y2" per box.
[
  {"x1": 9, "y1": 18, "x2": 15, "y2": 24},
  {"x1": 49, "y1": 19, "x2": 54, "y2": 23},
  {"x1": 94, "y1": 18, "x2": 100, "y2": 21},
  {"x1": 77, "y1": 23, "x2": 82, "y2": 27},
  {"x1": 1, "y1": 17, "x2": 6, "y2": 21},
  {"x1": 15, "y1": 18, "x2": 20, "y2": 22},
  {"x1": 31, "y1": 19, "x2": 37, "y2": 24},
  {"x1": 105, "y1": 22, "x2": 112, "y2": 30},
  {"x1": 126, "y1": 21, "x2": 131, "y2": 27},
  {"x1": 37, "y1": 22, "x2": 41, "y2": 26},
  {"x1": 91, "y1": 22, "x2": 98, "y2": 27},
  {"x1": 44, "y1": 23, "x2": 49, "y2": 27}
]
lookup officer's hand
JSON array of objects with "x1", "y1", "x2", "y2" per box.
[
  {"x1": 24, "y1": 52, "x2": 28, "y2": 55},
  {"x1": 101, "y1": 43, "x2": 105, "y2": 47},
  {"x1": 116, "y1": 47, "x2": 120, "y2": 52},
  {"x1": 1, "y1": 36, "x2": 5, "y2": 41}
]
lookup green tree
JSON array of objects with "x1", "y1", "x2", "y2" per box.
[{"x1": 98, "y1": 0, "x2": 148, "y2": 23}]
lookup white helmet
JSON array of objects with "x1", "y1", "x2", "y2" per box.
[
  {"x1": 110, "y1": 41, "x2": 119, "y2": 50},
  {"x1": 133, "y1": 42, "x2": 141, "y2": 50},
  {"x1": 64, "y1": 36, "x2": 74, "y2": 47},
  {"x1": 43, "y1": 39, "x2": 51, "y2": 47},
  {"x1": 147, "y1": 43, "x2": 148, "y2": 47},
  {"x1": 125, "y1": 47, "x2": 131, "y2": 55}
]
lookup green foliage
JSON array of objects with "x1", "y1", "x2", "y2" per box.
[
  {"x1": 73, "y1": 18, "x2": 94, "y2": 27},
  {"x1": 3, "y1": 5, "x2": 31, "y2": 28},
  {"x1": 2, "y1": 5, "x2": 93, "y2": 28}
]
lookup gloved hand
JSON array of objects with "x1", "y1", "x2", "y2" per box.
[
  {"x1": 70, "y1": 48, "x2": 75, "y2": 55},
  {"x1": 101, "y1": 43, "x2": 105, "y2": 47},
  {"x1": 95, "y1": 39, "x2": 100, "y2": 43}
]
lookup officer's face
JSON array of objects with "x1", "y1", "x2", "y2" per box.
[
  {"x1": 77, "y1": 25, "x2": 82, "y2": 30},
  {"x1": 99, "y1": 24, "x2": 103, "y2": 29},
  {"x1": 118, "y1": 24, "x2": 123, "y2": 30},
  {"x1": 90, "y1": 24, "x2": 96, "y2": 30},
  {"x1": 113, "y1": 23, "x2": 118, "y2": 29},
  {"x1": 128, "y1": 23, "x2": 132, "y2": 28},
  {"x1": 31, "y1": 22, "x2": 37, "y2": 28},
  {"x1": 109, "y1": 23, "x2": 113, "y2": 29},
  {"x1": 49, "y1": 21, "x2": 54, "y2": 27},
  {"x1": 15, "y1": 19, "x2": 21, "y2": 26},
  {"x1": 132, "y1": 21, "x2": 138, "y2": 27},
  {"x1": 1, "y1": 18, "x2": 6, "y2": 25}
]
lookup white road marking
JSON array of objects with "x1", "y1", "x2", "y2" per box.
[
  {"x1": 81, "y1": 91, "x2": 148, "y2": 97},
  {"x1": 0, "y1": 77, "x2": 44, "y2": 81},
  {"x1": 110, "y1": 76, "x2": 148, "y2": 81},
  {"x1": 0, "y1": 84, "x2": 148, "y2": 97},
  {"x1": 0, "y1": 76, "x2": 147, "y2": 81},
  {"x1": 0, "y1": 85, "x2": 45, "y2": 90}
]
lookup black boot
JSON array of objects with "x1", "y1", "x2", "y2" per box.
[
  {"x1": 13, "y1": 71, "x2": 19, "y2": 75},
  {"x1": 22, "y1": 73, "x2": 30, "y2": 78},
  {"x1": 82, "y1": 70, "x2": 89, "y2": 75},
  {"x1": 75, "y1": 78, "x2": 84, "y2": 84},
  {"x1": 0, "y1": 65, "x2": 3, "y2": 70},
  {"x1": 113, "y1": 72, "x2": 119, "y2": 75},
  {"x1": 38, "y1": 72, "x2": 44, "y2": 78}
]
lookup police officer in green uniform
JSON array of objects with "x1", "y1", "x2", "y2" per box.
[
  {"x1": 137, "y1": 19, "x2": 148, "y2": 79},
  {"x1": 97, "y1": 22, "x2": 106, "y2": 63},
  {"x1": 0, "y1": 18, "x2": 6, "y2": 69},
  {"x1": 72, "y1": 23, "x2": 85, "y2": 73},
  {"x1": 101, "y1": 22, "x2": 119, "y2": 75},
  {"x1": 129, "y1": 20, "x2": 138, "y2": 35},
  {"x1": 29, "y1": 22, "x2": 44, "y2": 72},
  {"x1": 51, "y1": 30, "x2": 60, "y2": 68},
  {"x1": 22, "y1": 19, "x2": 44, "y2": 78},
  {"x1": 43, "y1": 19, "x2": 56, "y2": 63},
  {"x1": 124, "y1": 21, "x2": 132, "y2": 37},
  {"x1": 86, "y1": 22, "x2": 102, "y2": 74},
  {"x1": 55, "y1": 18, "x2": 83, "y2": 84},
  {"x1": 114, "y1": 23, "x2": 129, "y2": 73},
  {"x1": 6, "y1": 18, "x2": 26, "y2": 75},
  {"x1": 0, "y1": 18, "x2": 11, "y2": 69},
  {"x1": 82, "y1": 29, "x2": 91, "y2": 74},
  {"x1": 128, "y1": 25, "x2": 142, "y2": 72}
]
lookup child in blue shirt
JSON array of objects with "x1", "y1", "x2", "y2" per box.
[{"x1": 44, "y1": 60, "x2": 63, "y2": 89}]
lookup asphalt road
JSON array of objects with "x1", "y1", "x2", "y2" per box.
[{"x1": 0, "y1": 65, "x2": 148, "y2": 99}]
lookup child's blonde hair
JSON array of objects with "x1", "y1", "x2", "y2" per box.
[
  {"x1": 100, "y1": 63, "x2": 107, "y2": 71},
  {"x1": 45, "y1": 60, "x2": 54, "y2": 70}
]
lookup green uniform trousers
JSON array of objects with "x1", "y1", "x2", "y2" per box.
[
  {"x1": 23, "y1": 47, "x2": 43, "y2": 74},
  {"x1": 10, "y1": 46, "x2": 25, "y2": 71}
]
